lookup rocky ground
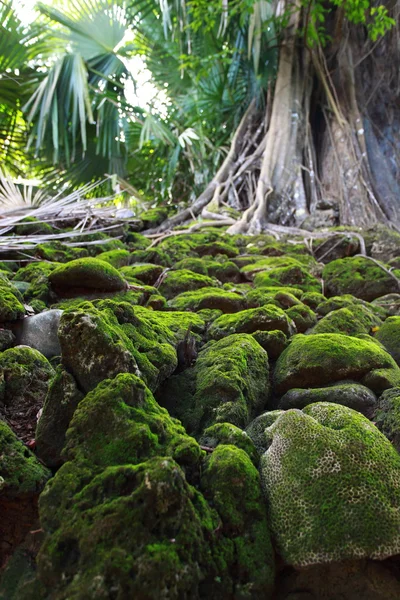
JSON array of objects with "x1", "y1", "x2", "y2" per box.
[{"x1": 2, "y1": 213, "x2": 400, "y2": 599}]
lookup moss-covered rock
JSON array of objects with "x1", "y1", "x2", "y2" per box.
[
  {"x1": 193, "y1": 240, "x2": 238, "y2": 258},
  {"x1": 372, "y1": 388, "x2": 400, "y2": 452},
  {"x1": 241, "y1": 256, "x2": 309, "y2": 280},
  {"x1": 14, "y1": 217, "x2": 54, "y2": 236},
  {"x1": 159, "y1": 269, "x2": 217, "y2": 300},
  {"x1": 375, "y1": 316, "x2": 400, "y2": 365},
  {"x1": 301, "y1": 291, "x2": 327, "y2": 310},
  {"x1": 0, "y1": 274, "x2": 25, "y2": 322},
  {"x1": 140, "y1": 206, "x2": 169, "y2": 228},
  {"x1": 245, "y1": 411, "x2": 284, "y2": 455},
  {"x1": 274, "y1": 333, "x2": 400, "y2": 395},
  {"x1": 35, "y1": 368, "x2": 84, "y2": 467},
  {"x1": 0, "y1": 346, "x2": 54, "y2": 413},
  {"x1": 35, "y1": 241, "x2": 88, "y2": 263},
  {"x1": 0, "y1": 421, "x2": 50, "y2": 497},
  {"x1": 311, "y1": 304, "x2": 382, "y2": 336},
  {"x1": 251, "y1": 329, "x2": 288, "y2": 360},
  {"x1": 372, "y1": 293, "x2": 400, "y2": 317},
  {"x1": 261, "y1": 403, "x2": 400, "y2": 566},
  {"x1": 168, "y1": 287, "x2": 246, "y2": 313},
  {"x1": 199, "y1": 423, "x2": 259, "y2": 467},
  {"x1": 96, "y1": 249, "x2": 131, "y2": 268},
  {"x1": 322, "y1": 256, "x2": 399, "y2": 301},
  {"x1": 201, "y1": 445, "x2": 275, "y2": 597},
  {"x1": 49, "y1": 258, "x2": 128, "y2": 295},
  {"x1": 0, "y1": 328, "x2": 15, "y2": 351},
  {"x1": 209, "y1": 305, "x2": 295, "y2": 340},
  {"x1": 278, "y1": 383, "x2": 377, "y2": 416},
  {"x1": 120, "y1": 263, "x2": 164, "y2": 285},
  {"x1": 286, "y1": 304, "x2": 317, "y2": 333},
  {"x1": 160, "y1": 334, "x2": 270, "y2": 435},
  {"x1": 254, "y1": 264, "x2": 321, "y2": 293}
]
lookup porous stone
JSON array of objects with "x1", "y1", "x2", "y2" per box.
[{"x1": 261, "y1": 403, "x2": 400, "y2": 566}]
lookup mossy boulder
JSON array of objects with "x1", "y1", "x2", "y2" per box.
[
  {"x1": 245, "y1": 411, "x2": 284, "y2": 455},
  {"x1": 301, "y1": 291, "x2": 327, "y2": 310},
  {"x1": 0, "y1": 328, "x2": 15, "y2": 351},
  {"x1": 35, "y1": 368, "x2": 84, "y2": 467},
  {"x1": 0, "y1": 421, "x2": 50, "y2": 497},
  {"x1": 241, "y1": 256, "x2": 309, "y2": 281},
  {"x1": 168, "y1": 287, "x2": 246, "y2": 313},
  {"x1": 274, "y1": 333, "x2": 400, "y2": 395},
  {"x1": 261, "y1": 403, "x2": 400, "y2": 566},
  {"x1": 14, "y1": 217, "x2": 54, "y2": 236},
  {"x1": 201, "y1": 445, "x2": 275, "y2": 597},
  {"x1": 173, "y1": 257, "x2": 208, "y2": 275},
  {"x1": 209, "y1": 305, "x2": 295, "y2": 340},
  {"x1": 311, "y1": 304, "x2": 382, "y2": 336},
  {"x1": 161, "y1": 334, "x2": 270, "y2": 435},
  {"x1": 140, "y1": 206, "x2": 168, "y2": 228},
  {"x1": 251, "y1": 329, "x2": 289, "y2": 360},
  {"x1": 0, "y1": 274, "x2": 25, "y2": 322},
  {"x1": 159, "y1": 269, "x2": 217, "y2": 300},
  {"x1": 35, "y1": 241, "x2": 88, "y2": 263},
  {"x1": 49, "y1": 258, "x2": 128, "y2": 295},
  {"x1": 372, "y1": 293, "x2": 400, "y2": 317},
  {"x1": 199, "y1": 423, "x2": 259, "y2": 467},
  {"x1": 286, "y1": 304, "x2": 317, "y2": 333},
  {"x1": 375, "y1": 316, "x2": 400, "y2": 365},
  {"x1": 58, "y1": 302, "x2": 178, "y2": 393},
  {"x1": 254, "y1": 264, "x2": 321, "y2": 293},
  {"x1": 193, "y1": 240, "x2": 238, "y2": 258},
  {"x1": 0, "y1": 346, "x2": 55, "y2": 413},
  {"x1": 322, "y1": 256, "x2": 399, "y2": 301},
  {"x1": 372, "y1": 388, "x2": 400, "y2": 452},
  {"x1": 96, "y1": 249, "x2": 131, "y2": 268},
  {"x1": 278, "y1": 382, "x2": 377, "y2": 416},
  {"x1": 120, "y1": 263, "x2": 164, "y2": 285}
]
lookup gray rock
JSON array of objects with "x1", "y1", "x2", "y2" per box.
[
  {"x1": 16, "y1": 310, "x2": 62, "y2": 359},
  {"x1": 278, "y1": 382, "x2": 377, "y2": 417}
]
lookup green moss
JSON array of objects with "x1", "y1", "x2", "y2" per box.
[
  {"x1": 49, "y1": 258, "x2": 128, "y2": 293},
  {"x1": 130, "y1": 247, "x2": 172, "y2": 267},
  {"x1": 14, "y1": 217, "x2": 54, "y2": 236},
  {"x1": 301, "y1": 291, "x2": 327, "y2": 310},
  {"x1": 322, "y1": 256, "x2": 399, "y2": 301},
  {"x1": 161, "y1": 334, "x2": 270, "y2": 435},
  {"x1": 209, "y1": 305, "x2": 295, "y2": 340},
  {"x1": 311, "y1": 304, "x2": 382, "y2": 336},
  {"x1": 254, "y1": 264, "x2": 321, "y2": 293},
  {"x1": 251, "y1": 329, "x2": 288, "y2": 360},
  {"x1": 173, "y1": 257, "x2": 208, "y2": 275},
  {"x1": 201, "y1": 445, "x2": 275, "y2": 596},
  {"x1": 261, "y1": 403, "x2": 400, "y2": 566},
  {"x1": 0, "y1": 345, "x2": 54, "y2": 410},
  {"x1": 199, "y1": 423, "x2": 259, "y2": 466},
  {"x1": 193, "y1": 240, "x2": 238, "y2": 258},
  {"x1": 241, "y1": 256, "x2": 306, "y2": 279},
  {"x1": 124, "y1": 231, "x2": 150, "y2": 250},
  {"x1": 286, "y1": 304, "x2": 317, "y2": 333},
  {"x1": 36, "y1": 241, "x2": 88, "y2": 262},
  {"x1": 375, "y1": 316, "x2": 400, "y2": 365},
  {"x1": 245, "y1": 411, "x2": 285, "y2": 455},
  {"x1": 96, "y1": 249, "x2": 131, "y2": 268},
  {"x1": 0, "y1": 421, "x2": 50, "y2": 496},
  {"x1": 372, "y1": 388, "x2": 400, "y2": 451},
  {"x1": 316, "y1": 294, "x2": 366, "y2": 315},
  {"x1": 58, "y1": 302, "x2": 178, "y2": 392},
  {"x1": 159, "y1": 269, "x2": 217, "y2": 300},
  {"x1": 120, "y1": 263, "x2": 164, "y2": 285},
  {"x1": 274, "y1": 333, "x2": 400, "y2": 395},
  {"x1": 0, "y1": 274, "x2": 25, "y2": 322},
  {"x1": 140, "y1": 206, "x2": 169, "y2": 228},
  {"x1": 278, "y1": 383, "x2": 377, "y2": 416},
  {"x1": 168, "y1": 287, "x2": 246, "y2": 313}
]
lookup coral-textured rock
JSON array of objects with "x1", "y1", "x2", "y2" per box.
[
  {"x1": 261, "y1": 403, "x2": 400, "y2": 566},
  {"x1": 274, "y1": 333, "x2": 400, "y2": 395}
]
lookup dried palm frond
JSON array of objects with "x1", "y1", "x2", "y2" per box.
[{"x1": 0, "y1": 169, "x2": 50, "y2": 209}]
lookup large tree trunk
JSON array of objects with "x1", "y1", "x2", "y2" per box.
[{"x1": 150, "y1": 1, "x2": 400, "y2": 235}]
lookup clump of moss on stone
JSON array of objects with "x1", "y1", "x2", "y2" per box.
[
  {"x1": 254, "y1": 264, "x2": 321, "y2": 293},
  {"x1": 14, "y1": 217, "x2": 54, "y2": 236},
  {"x1": 311, "y1": 304, "x2": 382, "y2": 336},
  {"x1": 274, "y1": 333, "x2": 400, "y2": 395},
  {"x1": 168, "y1": 287, "x2": 246, "y2": 313},
  {"x1": 286, "y1": 304, "x2": 317, "y2": 333},
  {"x1": 199, "y1": 423, "x2": 259, "y2": 466},
  {"x1": 120, "y1": 263, "x2": 164, "y2": 285},
  {"x1": 96, "y1": 249, "x2": 131, "y2": 268},
  {"x1": 322, "y1": 256, "x2": 399, "y2": 301},
  {"x1": 159, "y1": 269, "x2": 217, "y2": 300},
  {"x1": 251, "y1": 329, "x2": 288, "y2": 360},
  {"x1": 301, "y1": 291, "x2": 327, "y2": 309},
  {"x1": 49, "y1": 257, "x2": 128, "y2": 294},
  {"x1": 201, "y1": 445, "x2": 275, "y2": 597},
  {"x1": 0, "y1": 421, "x2": 50, "y2": 496},
  {"x1": 140, "y1": 206, "x2": 169, "y2": 228},
  {"x1": 372, "y1": 388, "x2": 400, "y2": 452},
  {"x1": 36, "y1": 241, "x2": 88, "y2": 263},
  {"x1": 161, "y1": 334, "x2": 270, "y2": 435},
  {"x1": 209, "y1": 305, "x2": 295, "y2": 340},
  {"x1": 374, "y1": 316, "x2": 400, "y2": 365},
  {"x1": 261, "y1": 403, "x2": 400, "y2": 566},
  {"x1": 0, "y1": 274, "x2": 25, "y2": 322}
]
